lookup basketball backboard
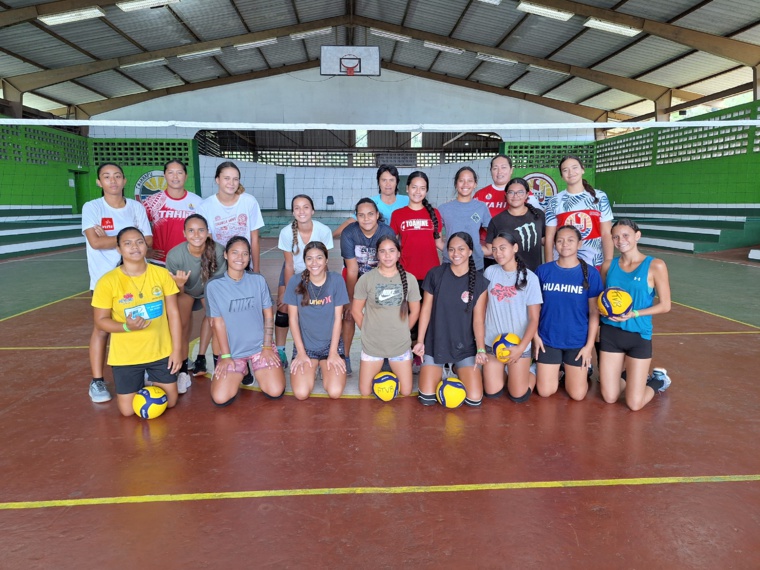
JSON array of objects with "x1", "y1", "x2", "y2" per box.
[{"x1": 320, "y1": 46, "x2": 381, "y2": 76}]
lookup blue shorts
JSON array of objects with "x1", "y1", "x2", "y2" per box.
[{"x1": 292, "y1": 338, "x2": 346, "y2": 361}]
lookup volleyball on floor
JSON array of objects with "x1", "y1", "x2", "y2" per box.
[
  {"x1": 372, "y1": 371, "x2": 399, "y2": 402},
  {"x1": 492, "y1": 333, "x2": 521, "y2": 363},
  {"x1": 597, "y1": 287, "x2": 634, "y2": 317},
  {"x1": 132, "y1": 386, "x2": 168, "y2": 419},
  {"x1": 436, "y1": 377, "x2": 467, "y2": 409}
]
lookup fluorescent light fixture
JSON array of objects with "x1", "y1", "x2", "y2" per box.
[
  {"x1": 177, "y1": 47, "x2": 223, "y2": 60},
  {"x1": 516, "y1": 1, "x2": 573, "y2": 21},
  {"x1": 120, "y1": 58, "x2": 168, "y2": 69},
  {"x1": 477, "y1": 0, "x2": 502, "y2": 4},
  {"x1": 37, "y1": 7, "x2": 105, "y2": 26},
  {"x1": 527, "y1": 64, "x2": 570, "y2": 75},
  {"x1": 476, "y1": 52, "x2": 517, "y2": 65},
  {"x1": 369, "y1": 28, "x2": 411, "y2": 43},
  {"x1": 290, "y1": 27, "x2": 332, "y2": 40},
  {"x1": 234, "y1": 38, "x2": 278, "y2": 50},
  {"x1": 116, "y1": 0, "x2": 180, "y2": 11},
  {"x1": 583, "y1": 17, "x2": 641, "y2": 37},
  {"x1": 423, "y1": 41, "x2": 464, "y2": 55}
]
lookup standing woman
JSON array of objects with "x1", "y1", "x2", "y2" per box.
[
  {"x1": 413, "y1": 232, "x2": 489, "y2": 407},
  {"x1": 165, "y1": 214, "x2": 226, "y2": 385},
  {"x1": 91, "y1": 227, "x2": 182, "y2": 417},
  {"x1": 481, "y1": 232, "x2": 543, "y2": 403},
  {"x1": 82, "y1": 162, "x2": 153, "y2": 403},
  {"x1": 197, "y1": 161, "x2": 264, "y2": 271},
  {"x1": 352, "y1": 236, "x2": 421, "y2": 398},
  {"x1": 534, "y1": 226, "x2": 603, "y2": 401},
  {"x1": 599, "y1": 219, "x2": 672, "y2": 411},
  {"x1": 438, "y1": 167, "x2": 492, "y2": 271},
  {"x1": 544, "y1": 155, "x2": 613, "y2": 269},
  {"x1": 285, "y1": 242, "x2": 349, "y2": 400},
  {"x1": 390, "y1": 171, "x2": 443, "y2": 284},
  {"x1": 485, "y1": 178, "x2": 546, "y2": 272},
  {"x1": 205, "y1": 237, "x2": 285, "y2": 407},
  {"x1": 339, "y1": 198, "x2": 396, "y2": 374},
  {"x1": 275, "y1": 194, "x2": 334, "y2": 365}
]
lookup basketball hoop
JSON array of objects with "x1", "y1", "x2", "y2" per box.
[{"x1": 340, "y1": 55, "x2": 361, "y2": 76}]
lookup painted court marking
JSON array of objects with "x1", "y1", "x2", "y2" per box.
[
  {"x1": 1, "y1": 474, "x2": 758, "y2": 511},
  {"x1": 0, "y1": 290, "x2": 89, "y2": 324}
]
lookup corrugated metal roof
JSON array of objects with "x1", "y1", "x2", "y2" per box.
[
  {"x1": 403, "y1": 0, "x2": 468, "y2": 37},
  {"x1": 0, "y1": 52, "x2": 41, "y2": 76},
  {"x1": 429, "y1": 51, "x2": 479, "y2": 79},
  {"x1": 545, "y1": 77, "x2": 606, "y2": 103},
  {"x1": 169, "y1": 54, "x2": 228, "y2": 83},
  {"x1": 468, "y1": 61, "x2": 526, "y2": 88},
  {"x1": 452, "y1": 1, "x2": 524, "y2": 48},
  {"x1": 0, "y1": 23, "x2": 92, "y2": 68},
  {"x1": 615, "y1": 100, "x2": 656, "y2": 117},
  {"x1": 638, "y1": 51, "x2": 738, "y2": 88},
  {"x1": 303, "y1": 26, "x2": 347, "y2": 60},
  {"x1": 618, "y1": 0, "x2": 696, "y2": 22},
  {"x1": 218, "y1": 47, "x2": 269, "y2": 75},
  {"x1": 354, "y1": 27, "x2": 396, "y2": 62},
  {"x1": 260, "y1": 35, "x2": 308, "y2": 67},
  {"x1": 294, "y1": 0, "x2": 345, "y2": 22},
  {"x1": 732, "y1": 23, "x2": 760, "y2": 46},
  {"x1": 500, "y1": 17, "x2": 583, "y2": 59},
  {"x1": 592, "y1": 37, "x2": 691, "y2": 77},
  {"x1": 173, "y1": 0, "x2": 249, "y2": 41},
  {"x1": 20, "y1": 93, "x2": 61, "y2": 112},
  {"x1": 550, "y1": 29, "x2": 636, "y2": 68},
  {"x1": 392, "y1": 39, "x2": 439, "y2": 70},
  {"x1": 119, "y1": 65, "x2": 186, "y2": 90},
  {"x1": 680, "y1": 66, "x2": 752, "y2": 95},
  {"x1": 76, "y1": 70, "x2": 147, "y2": 98},
  {"x1": 36, "y1": 82, "x2": 105, "y2": 105},
  {"x1": 509, "y1": 69, "x2": 571, "y2": 96},
  {"x1": 102, "y1": 4, "x2": 196, "y2": 52},
  {"x1": 356, "y1": 0, "x2": 408, "y2": 25},
  {"x1": 234, "y1": 0, "x2": 299, "y2": 32},
  {"x1": 47, "y1": 19, "x2": 143, "y2": 60},
  {"x1": 582, "y1": 89, "x2": 642, "y2": 111},
  {"x1": 672, "y1": 0, "x2": 760, "y2": 36}
]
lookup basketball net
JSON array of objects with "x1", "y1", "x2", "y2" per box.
[{"x1": 344, "y1": 64, "x2": 357, "y2": 76}]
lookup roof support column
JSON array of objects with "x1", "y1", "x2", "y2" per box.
[
  {"x1": 655, "y1": 90, "x2": 672, "y2": 122},
  {"x1": 754, "y1": 66, "x2": 760, "y2": 101},
  {"x1": 595, "y1": 112, "x2": 610, "y2": 141},
  {"x1": 1, "y1": 79, "x2": 23, "y2": 118}
]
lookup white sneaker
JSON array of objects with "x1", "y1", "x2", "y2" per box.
[
  {"x1": 177, "y1": 372, "x2": 192, "y2": 394},
  {"x1": 143, "y1": 370, "x2": 153, "y2": 386},
  {"x1": 88, "y1": 379, "x2": 111, "y2": 403}
]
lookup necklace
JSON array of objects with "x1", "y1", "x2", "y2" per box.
[
  {"x1": 123, "y1": 267, "x2": 148, "y2": 299},
  {"x1": 228, "y1": 271, "x2": 243, "y2": 282},
  {"x1": 308, "y1": 278, "x2": 326, "y2": 300}
]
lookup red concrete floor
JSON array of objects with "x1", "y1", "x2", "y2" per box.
[{"x1": 0, "y1": 257, "x2": 759, "y2": 567}]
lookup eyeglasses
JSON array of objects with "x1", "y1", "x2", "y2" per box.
[{"x1": 507, "y1": 190, "x2": 526, "y2": 197}]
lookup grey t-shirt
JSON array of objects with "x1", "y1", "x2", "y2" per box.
[
  {"x1": 283, "y1": 271, "x2": 349, "y2": 351},
  {"x1": 353, "y1": 268, "x2": 421, "y2": 358},
  {"x1": 438, "y1": 199, "x2": 492, "y2": 270},
  {"x1": 166, "y1": 242, "x2": 227, "y2": 299},
  {"x1": 206, "y1": 272, "x2": 273, "y2": 358},
  {"x1": 483, "y1": 265, "x2": 543, "y2": 351}
]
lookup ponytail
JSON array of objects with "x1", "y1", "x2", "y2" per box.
[
  {"x1": 396, "y1": 261, "x2": 409, "y2": 319},
  {"x1": 515, "y1": 254, "x2": 528, "y2": 291},
  {"x1": 465, "y1": 256, "x2": 476, "y2": 312},
  {"x1": 421, "y1": 198, "x2": 440, "y2": 239},
  {"x1": 200, "y1": 236, "x2": 218, "y2": 282},
  {"x1": 581, "y1": 179, "x2": 598, "y2": 204},
  {"x1": 290, "y1": 219, "x2": 299, "y2": 255},
  {"x1": 579, "y1": 259, "x2": 590, "y2": 290},
  {"x1": 295, "y1": 269, "x2": 312, "y2": 306}
]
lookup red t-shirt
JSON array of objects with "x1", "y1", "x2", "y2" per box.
[
  {"x1": 390, "y1": 206, "x2": 441, "y2": 281},
  {"x1": 142, "y1": 190, "x2": 201, "y2": 263},
  {"x1": 474, "y1": 184, "x2": 507, "y2": 241}
]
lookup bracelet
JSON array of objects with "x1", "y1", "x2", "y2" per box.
[
  {"x1": 220, "y1": 353, "x2": 231, "y2": 359},
  {"x1": 123, "y1": 323, "x2": 130, "y2": 332},
  {"x1": 632, "y1": 309, "x2": 640, "y2": 318},
  {"x1": 477, "y1": 348, "x2": 486, "y2": 354}
]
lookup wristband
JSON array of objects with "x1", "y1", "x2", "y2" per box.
[
  {"x1": 220, "y1": 353, "x2": 231, "y2": 359},
  {"x1": 477, "y1": 348, "x2": 486, "y2": 354},
  {"x1": 632, "y1": 309, "x2": 640, "y2": 318},
  {"x1": 123, "y1": 323, "x2": 130, "y2": 332}
]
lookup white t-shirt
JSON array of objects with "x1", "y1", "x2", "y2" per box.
[
  {"x1": 277, "y1": 220, "x2": 334, "y2": 274},
  {"x1": 81, "y1": 197, "x2": 153, "y2": 289},
  {"x1": 196, "y1": 193, "x2": 265, "y2": 246}
]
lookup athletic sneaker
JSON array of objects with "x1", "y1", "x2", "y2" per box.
[
  {"x1": 648, "y1": 368, "x2": 671, "y2": 393},
  {"x1": 89, "y1": 379, "x2": 111, "y2": 403},
  {"x1": 412, "y1": 354, "x2": 422, "y2": 374},
  {"x1": 345, "y1": 357, "x2": 352, "y2": 376},
  {"x1": 277, "y1": 348, "x2": 288, "y2": 368},
  {"x1": 177, "y1": 372, "x2": 192, "y2": 394},
  {"x1": 241, "y1": 371, "x2": 255, "y2": 386},
  {"x1": 191, "y1": 355, "x2": 207, "y2": 376}
]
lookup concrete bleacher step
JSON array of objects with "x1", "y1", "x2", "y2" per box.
[
  {"x1": 749, "y1": 249, "x2": 760, "y2": 261},
  {"x1": 613, "y1": 203, "x2": 760, "y2": 254},
  {"x1": 0, "y1": 206, "x2": 83, "y2": 258}
]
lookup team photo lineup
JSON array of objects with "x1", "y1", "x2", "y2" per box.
[{"x1": 85, "y1": 152, "x2": 672, "y2": 418}]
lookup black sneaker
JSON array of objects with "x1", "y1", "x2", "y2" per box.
[
  {"x1": 192, "y1": 355, "x2": 207, "y2": 376},
  {"x1": 241, "y1": 371, "x2": 254, "y2": 386}
]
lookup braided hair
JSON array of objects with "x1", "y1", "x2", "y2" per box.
[
  {"x1": 506, "y1": 178, "x2": 541, "y2": 220},
  {"x1": 289, "y1": 194, "x2": 316, "y2": 255},
  {"x1": 407, "y1": 171, "x2": 440, "y2": 239},
  {"x1": 559, "y1": 155, "x2": 598, "y2": 204},
  {"x1": 377, "y1": 235, "x2": 409, "y2": 319},
  {"x1": 294, "y1": 241, "x2": 329, "y2": 306},
  {"x1": 555, "y1": 226, "x2": 589, "y2": 289},
  {"x1": 447, "y1": 232, "x2": 477, "y2": 312},
  {"x1": 494, "y1": 232, "x2": 528, "y2": 290},
  {"x1": 184, "y1": 214, "x2": 218, "y2": 283}
]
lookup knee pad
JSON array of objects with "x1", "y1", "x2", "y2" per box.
[
  {"x1": 484, "y1": 389, "x2": 504, "y2": 399},
  {"x1": 264, "y1": 389, "x2": 285, "y2": 400},
  {"x1": 418, "y1": 392, "x2": 437, "y2": 406},
  {"x1": 464, "y1": 397, "x2": 482, "y2": 407},
  {"x1": 275, "y1": 311, "x2": 289, "y2": 328},
  {"x1": 212, "y1": 394, "x2": 237, "y2": 408},
  {"x1": 507, "y1": 387, "x2": 532, "y2": 403}
]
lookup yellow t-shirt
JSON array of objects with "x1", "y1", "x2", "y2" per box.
[{"x1": 92, "y1": 264, "x2": 179, "y2": 366}]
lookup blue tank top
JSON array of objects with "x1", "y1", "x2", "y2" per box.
[{"x1": 602, "y1": 256, "x2": 654, "y2": 339}]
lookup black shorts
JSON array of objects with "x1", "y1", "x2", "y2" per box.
[
  {"x1": 536, "y1": 345, "x2": 585, "y2": 367},
  {"x1": 112, "y1": 357, "x2": 177, "y2": 395},
  {"x1": 599, "y1": 323, "x2": 652, "y2": 359}
]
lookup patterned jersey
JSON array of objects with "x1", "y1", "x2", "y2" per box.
[{"x1": 142, "y1": 190, "x2": 201, "y2": 264}]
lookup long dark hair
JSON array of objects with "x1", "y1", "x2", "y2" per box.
[
  {"x1": 376, "y1": 164, "x2": 400, "y2": 195},
  {"x1": 377, "y1": 235, "x2": 409, "y2": 319},
  {"x1": 184, "y1": 214, "x2": 218, "y2": 283},
  {"x1": 407, "y1": 171, "x2": 440, "y2": 239},
  {"x1": 559, "y1": 155, "x2": 598, "y2": 204},
  {"x1": 447, "y1": 232, "x2": 477, "y2": 312},
  {"x1": 295, "y1": 241, "x2": 329, "y2": 307},
  {"x1": 115, "y1": 226, "x2": 145, "y2": 266},
  {"x1": 493, "y1": 232, "x2": 528, "y2": 290},
  {"x1": 555, "y1": 225, "x2": 589, "y2": 289},
  {"x1": 290, "y1": 194, "x2": 315, "y2": 255},
  {"x1": 225, "y1": 235, "x2": 253, "y2": 273}
]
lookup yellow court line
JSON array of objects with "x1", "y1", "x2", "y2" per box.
[
  {"x1": 672, "y1": 301, "x2": 760, "y2": 330},
  {"x1": 0, "y1": 290, "x2": 89, "y2": 323},
  {"x1": 654, "y1": 331, "x2": 760, "y2": 336},
  {"x1": 1, "y1": 474, "x2": 758, "y2": 511},
  {"x1": 0, "y1": 346, "x2": 88, "y2": 350}
]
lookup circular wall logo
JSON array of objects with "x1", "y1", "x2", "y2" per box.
[
  {"x1": 524, "y1": 172, "x2": 558, "y2": 207},
  {"x1": 134, "y1": 170, "x2": 166, "y2": 202}
]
